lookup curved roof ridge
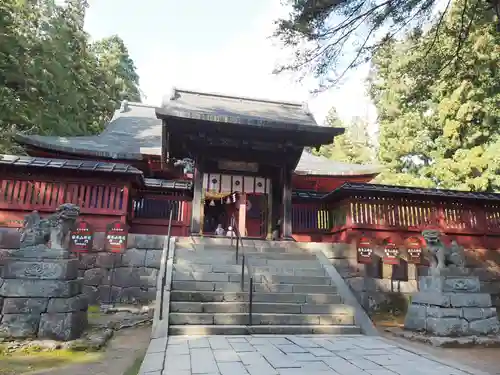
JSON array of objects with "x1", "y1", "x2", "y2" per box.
[{"x1": 167, "y1": 87, "x2": 308, "y2": 108}]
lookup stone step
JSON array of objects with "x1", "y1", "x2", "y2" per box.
[
  {"x1": 170, "y1": 302, "x2": 354, "y2": 315},
  {"x1": 169, "y1": 313, "x2": 355, "y2": 325},
  {"x1": 175, "y1": 257, "x2": 242, "y2": 266},
  {"x1": 261, "y1": 283, "x2": 338, "y2": 294},
  {"x1": 174, "y1": 263, "x2": 328, "y2": 277},
  {"x1": 170, "y1": 291, "x2": 343, "y2": 304},
  {"x1": 168, "y1": 324, "x2": 361, "y2": 336},
  {"x1": 244, "y1": 252, "x2": 317, "y2": 261},
  {"x1": 251, "y1": 266, "x2": 327, "y2": 277},
  {"x1": 247, "y1": 259, "x2": 320, "y2": 268},
  {"x1": 263, "y1": 274, "x2": 332, "y2": 285},
  {"x1": 171, "y1": 280, "x2": 338, "y2": 294},
  {"x1": 173, "y1": 271, "x2": 244, "y2": 283}
]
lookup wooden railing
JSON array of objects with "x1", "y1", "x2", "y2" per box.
[
  {"x1": 291, "y1": 195, "x2": 500, "y2": 247},
  {"x1": 0, "y1": 179, "x2": 127, "y2": 215},
  {"x1": 129, "y1": 193, "x2": 191, "y2": 236},
  {"x1": 346, "y1": 197, "x2": 500, "y2": 234},
  {"x1": 291, "y1": 203, "x2": 331, "y2": 232}
]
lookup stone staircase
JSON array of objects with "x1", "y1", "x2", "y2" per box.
[{"x1": 168, "y1": 237, "x2": 362, "y2": 335}]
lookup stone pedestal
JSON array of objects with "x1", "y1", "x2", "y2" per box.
[
  {"x1": 404, "y1": 274, "x2": 500, "y2": 337},
  {"x1": 0, "y1": 245, "x2": 88, "y2": 341}
]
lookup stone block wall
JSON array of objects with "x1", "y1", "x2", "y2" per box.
[
  {"x1": 0, "y1": 229, "x2": 166, "y2": 306},
  {"x1": 320, "y1": 242, "x2": 500, "y2": 314}
]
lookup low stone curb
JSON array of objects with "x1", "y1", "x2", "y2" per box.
[
  {"x1": 378, "y1": 335, "x2": 495, "y2": 375},
  {"x1": 139, "y1": 236, "x2": 176, "y2": 375},
  {"x1": 314, "y1": 249, "x2": 378, "y2": 336},
  {"x1": 385, "y1": 326, "x2": 500, "y2": 348}
]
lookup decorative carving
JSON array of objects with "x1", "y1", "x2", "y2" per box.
[
  {"x1": 421, "y1": 230, "x2": 466, "y2": 275},
  {"x1": 19, "y1": 204, "x2": 80, "y2": 250}
]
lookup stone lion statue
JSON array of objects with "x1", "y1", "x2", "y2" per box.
[
  {"x1": 421, "y1": 230, "x2": 466, "y2": 275},
  {"x1": 20, "y1": 203, "x2": 80, "y2": 250}
]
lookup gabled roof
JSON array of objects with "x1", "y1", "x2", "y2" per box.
[
  {"x1": 14, "y1": 97, "x2": 379, "y2": 177},
  {"x1": 157, "y1": 88, "x2": 323, "y2": 131}
]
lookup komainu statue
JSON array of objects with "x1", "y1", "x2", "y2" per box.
[
  {"x1": 20, "y1": 204, "x2": 80, "y2": 250},
  {"x1": 421, "y1": 230, "x2": 466, "y2": 275}
]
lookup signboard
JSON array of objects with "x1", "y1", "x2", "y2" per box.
[
  {"x1": 69, "y1": 220, "x2": 94, "y2": 252},
  {"x1": 383, "y1": 239, "x2": 400, "y2": 265},
  {"x1": 105, "y1": 221, "x2": 128, "y2": 253},
  {"x1": 357, "y1": 236, "x2": 373, "y2": 264},
  {"x1": 406, "y1": 237, "x2": 423, "y2": 264}
]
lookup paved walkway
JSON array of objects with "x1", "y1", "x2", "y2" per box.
[{"x1": 142, "y1": 335, "x2": 493, "y2": 375}]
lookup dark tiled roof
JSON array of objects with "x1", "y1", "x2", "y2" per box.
[
  {"x1": 0, "y1": 154, "x2": 142, "y2": 175},
  {"x1": 14, "y1": 103, "x2": 162, "y2": 160},
  {"x1": 323, "y1": 182, "x2": 500, "y2": 201},
  {"x1": 292, "y1": 190, "x2": 327, "y2": 200},
  {"x1": 144, "y1": 178, "x2": 192, "y2": 190},
  {"x1": 14, "y1": 97, "x2": 379, "y2": 177},
  {"x1": 295, "y1": 151, "x2": 380, "y2": 176},
  {"x1": 157, "y1": 88, "x2": 324, "y2": 131}
]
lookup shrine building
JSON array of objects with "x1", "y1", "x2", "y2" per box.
[{"x1": 2, "y1": 88, "x2": 500, "y2": 251}]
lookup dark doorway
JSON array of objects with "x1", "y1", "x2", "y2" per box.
[{"x1": 203, "y1": 199, "x2": 229, "y2": 234}]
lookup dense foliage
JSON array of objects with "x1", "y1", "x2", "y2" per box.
[
  {"x1": 0, "y1": 0, "x2": 140, "y2": 154},
  {"x1": 273, "y1": 0, "x2": 499, "y2": 89},
  {"x1": 370, "y1": 1, "x2": 500, "y2": 191},
  {"x1": 314, "y1": 108, "x2": 375, "y2": 164}
]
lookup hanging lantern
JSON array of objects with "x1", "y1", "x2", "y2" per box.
[
  {"x1": 209, "y1": 200, "x2": 215, "y2": 206},
  {"x1": 226, "y1": 197, "x2": 231, "y2": 204}
]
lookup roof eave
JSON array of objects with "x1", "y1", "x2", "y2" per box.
[
  {"x1": 14, "y1": 134, "x2": 145, "y2": 161},
  {"x1": 156, "y1": 107, "x2": 343, "y2": 136}
]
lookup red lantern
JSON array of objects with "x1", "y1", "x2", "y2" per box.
[
  {"x1": 105, "y1": 221, "x2": 128, "y2": 253},
  {"x1": 69, "y1": 220, "x2": 94, "y2": 252},
  {"x1": 406, "y1": 237, "x2": 423, "y2": 264},
  {"x1": 383, "y1": 239, "x2": 400, "y2": 265},
  {"x1": 357, "y1": 236, "x2": 374, "y2": 264}
]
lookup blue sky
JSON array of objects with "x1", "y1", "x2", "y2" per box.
[{"x1": 82, "y1": 0, "x2": 376, "y2": 126}]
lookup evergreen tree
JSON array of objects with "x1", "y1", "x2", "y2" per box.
[
  {"x1": 0, "y1": 0, "x2": 141, "y2": 154},
  {"x1": 370, "y1": 1, "x2": 500, "y2": 191},
  {"x1": 314, "y1": 108, "x2": 375, "y2": 164},
  {"x1": 273, "y1": 0, "x2": 500, "y2": 89}
]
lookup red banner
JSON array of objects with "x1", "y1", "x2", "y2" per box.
[
  {"x1": 406, "y1": 237, "x2": 423, "y2": 264},
  {"x1": 383, "y1": 239, "x2": 400, "y2": 265},
  {"x1": 69, "y1": 220, "x2": 94, "y2": 252},
  {"x1": 357, "y1": 236, "x2": 374, "y2": 264},
  {"x1": 105, "y1": 221, "x2": 128, "y2": 253}
]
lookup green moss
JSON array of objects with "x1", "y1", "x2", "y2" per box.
[{"x1": 0, "y1": 349, "x2": 101, "y2": 375}]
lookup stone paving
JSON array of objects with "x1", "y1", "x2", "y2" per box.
[{"x1": 141, "y1": 335, "x2": 492, "y2": 375}]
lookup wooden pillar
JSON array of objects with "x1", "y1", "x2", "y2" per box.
[
  {"x1": 282, "y1": 168, "x2": 293, "y2": 239},
  {"x1": 266, "y1": 184, "x2": 273, "y2": 239},
  {"x1": 238, "y1": 193, "x2": 247, "y2": 237},
  {"x1": 190, "y1": 160, "x2": 204, "y2": 235}
]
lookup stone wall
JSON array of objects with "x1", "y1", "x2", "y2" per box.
[
  {"x1": 0, "y1": 229, "x2": 166, "y2": 306},
  {"x1": 321, "y1": 242, "x2": 500, "y2": 314}
]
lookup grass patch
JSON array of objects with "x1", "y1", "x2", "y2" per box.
[
  {"x1": 0, "y1": 348, "x2": 101, "y2": 375},
  {"x1": 87, "y1": 305, "x2": 101, "y2": 316},
  {"x1": 123, "y1": 352, "x2": 145, "y2": 375}
]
